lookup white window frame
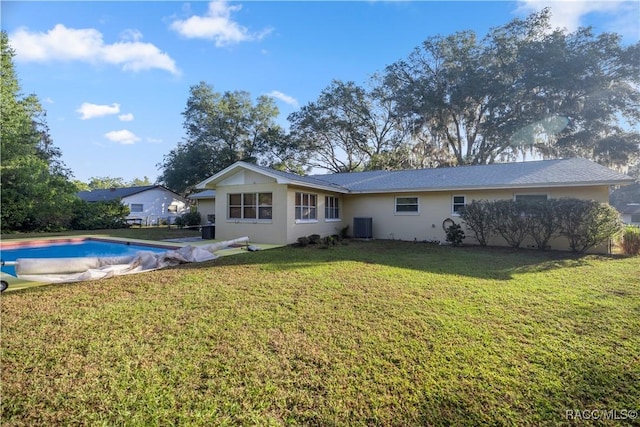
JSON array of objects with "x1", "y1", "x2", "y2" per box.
[
  {"x1": 452, "y1": 195, "x2": 466, "y2": 216},
  {"x1": 295, "y1": 192, "x2": 318, "y2": 223},
  {"x1": 227, "y1": 192, "x2": 273, "y2": 222},
  {"x1": 325, "y1": 196, "x2": 340, "y2": 221},
  {"x1": 395, "y1": 196, "x2": 419, "y2": 215}
]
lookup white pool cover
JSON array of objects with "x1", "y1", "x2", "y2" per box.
[{"x1": 11, "y1": 237, "x2": 250, "y2": 284}]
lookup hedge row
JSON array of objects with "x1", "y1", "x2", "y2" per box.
[{"x1": 460, "y1": 198, "x2": 622, "y2": 253}]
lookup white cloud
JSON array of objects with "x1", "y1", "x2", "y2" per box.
[
  {"x1": 170, "y1": 0, "x2": 272, "y2": 47},
  {"x1": 147, "y1": 137, "x2": 163, "y2": 144},
  {"x1": 516, "y1": 1, "x2": 636, "y2": 34},
  {"x1": 266, "y1": 90, "x2": 299, "y2": 108},
  {"x1": 44, "y1": 97, "x2": 54, "y2": 104},
  {"x1": 104, "y1": 129, "x2": 141, "y2": 145},
  {"x1": 77, "y1": 102, "x2": 120, "y2": 120},
  {"x1": 119, "y1": 113, "x2": 134, "y2": 122},
  {"x1": 10, "y1": 24, "x2": 180, "y2": 75}
]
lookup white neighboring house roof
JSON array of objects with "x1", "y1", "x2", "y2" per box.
[
  {"x1": 77, "y1": 185, "x2": 186, "y2": 202},
  {"x1": 196, "y1": 158, "x2": 634, "y2": 194}
]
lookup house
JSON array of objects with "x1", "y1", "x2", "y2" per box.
[
  {"x1": 195, "y1": 158, "x2": 634, "y2": 251},
  {"x1": 617, "y1": 203, "x2": 640, "y2": 226},
  {"x1": 610, "y1": 182, "x2": 640, "y2": 226},
  {"x1": 188, "y1": 190, "x2": 216, "y2": 225},
  {"x1": 77, "y1": 185, "x2": 188, "y2": 225}
]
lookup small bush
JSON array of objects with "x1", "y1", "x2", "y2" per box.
[
  {"x1": 339, "y1": 225, "x2": 350, "y2": 240},
  {"x1": 527, "y1": 199, "x2": 560, "y2": 250},
  {"x1": 489, "y1": 200, "x2": 533, "y2": 248},
  {"x1": 445, "y1": 223, "x2": 465, "y2": 246},
  {"x1": 621, "y1": 226, "x2": 640, "y2": 255},
  {"x1": 297, "y1": 236, "x2": 310, "y2": 247},
  {"x1": 308, "y1": 234, "x2": 322, "y2": 245},
  {"x1": 555, "y1": 199, "x2": 623, "y2": 253},
  {"x1": 461, "y1": 200, "x2": 493, "y2": 246},
  {"x1": 175, "y1": 211, "x2": 201, "y2": 228}
]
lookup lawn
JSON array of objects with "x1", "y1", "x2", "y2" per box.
[{"x1": 1, "y1": 238, "x2": 639, "y2": 426}]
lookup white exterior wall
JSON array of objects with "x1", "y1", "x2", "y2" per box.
[{"x1": 122, "y1": 188, "x2": 187, "y2": 225}]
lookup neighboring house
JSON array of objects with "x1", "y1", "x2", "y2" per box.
[
  {"x1": 610, "y1": 182, "x2": 640, "y2": 226},
  {"x1": 188, "y1": 190, "x2": 216, "y2": 225},
  {"x1": 195, "y1": 158, "x2": 634, "y2": 252},
  {"x1": 77, "y1": 185, "x2": 188, "y2": 225},
  {"x1": 617, "y1": 203, "x2": 640, "y2": 226}
]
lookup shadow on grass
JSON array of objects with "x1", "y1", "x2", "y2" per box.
[{"x1": 180, "y1": 239, "x2": 604, "y2": 281}]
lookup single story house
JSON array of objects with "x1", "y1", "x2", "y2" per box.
[
  {"x1": 617, "y1": 203, "x2": 640, "y2": 226},
  {"x1": 77, "y1": 185, "x2": 188, "y2": 225},
  {"x1": 188, "y1": 190, "x2": 216, "y2": 225},
  {"x1": 195, "y1": 158, "x2": 634, "y2": 251}
]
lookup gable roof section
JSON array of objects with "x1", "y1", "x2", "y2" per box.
[
  {"x1": 77, "y1": 185, "x2": 184, "y2": 202},
  {"x1": 196, "y1": 158, "x2": 634, "y2": 195},
  {"x1": 312, "y1": 158, "x2": 634, "y2": 193},
  {"x1": 196, "y1": 161, "x2": 347, "y2": 193}
]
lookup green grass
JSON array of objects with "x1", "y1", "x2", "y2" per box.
[{"x1": 1, "y1": 240, "x2": 639, "y2": 426}]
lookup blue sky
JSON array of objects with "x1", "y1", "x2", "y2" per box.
[{"x1": 3, "y1": 1, "x2": 639, "y2": 184}]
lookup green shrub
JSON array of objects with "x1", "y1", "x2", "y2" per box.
[
  {"x1": 555, "y1": 199, "x2": 623, "y2": 253},
  {"x1": 461, "y1": 200, "x2": 493, "y2": 246},
  {"x1": 527, "y1": 199, "x2": 560, "y2": 250},
  {"x1": 308, "y1": 234, "x2": 322, "y2": 245},
  {"x1": 70, "y1": 199, "x2": 129, "y2": 230},
  {"x1": 296, "y1": 236, "x2": 310, "y2": 247},
  {"x1": 445, "y1": 223, "x2": 465, "y2": 246},
  {"x1": 488, "y1": 200, "x2": 534, "y2": 248},
  {"x1": 621, "y1": 226, "x2": 640, "y2": 255},
  {"x1": 175, "y1": 211, "x2": 201, "y2": 228}
]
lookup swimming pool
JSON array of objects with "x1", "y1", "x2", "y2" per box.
[{"x1": 0, "y1": 238, "x2": 178, "y2": 277}]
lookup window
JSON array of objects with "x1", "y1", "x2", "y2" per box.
[
  {"x1": 325, "y1": 196, "x2": 340, "y2": 220},
  {"x1": 167, "y1": 204, "x2": 178, "y2": 213},
  {"x1": 295, "y1": 192, "x2": 317, "y2": 221},
  {"x1": 631, "y1": 214, "x2": 640, "y2": 223},
  {"x1": 515, "y1": 194, "x2": 548, "y2": 204},
  {"x1": 130, "y1": 204, "x2": 143, "y2": 213},
  {"x1": 228, "y1": 192, "x2": 272, "y2": 220},
  {"x1": 206, "y1": 214, "x2": 216, "y2": 224},
  {"x1": 395, "y1": 196, "x2": 419, "y2": 213},
  {"x1": 452, "y1": 195, "x2": 466, "y2": 215}
]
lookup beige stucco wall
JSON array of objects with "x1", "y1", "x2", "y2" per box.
[
  {"x1": 342, "y1": 185, "x2": 612, "y2": 252},
  {"x1": 196, "y1": 199, "x2": 216, "y2": 224}
]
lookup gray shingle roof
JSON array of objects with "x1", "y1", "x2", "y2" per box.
[
  {"x1": 310, "y1": 158, "x2": 633, "y2": 193},
  {"x1": 188, "y1": 190, "x2": 216, "y2": 199},
  {"x1": 77, "y1": 185, "x2": 181, "y2": 202}
]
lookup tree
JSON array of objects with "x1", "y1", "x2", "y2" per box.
[
  {"x1": 382, "y1": 9, "x2": 640, "y2": 168},
  {"x1": 158, "y1": 82, "x2": 286, "y2": 194},
  {"x1": 1, "y1": 31, "x2": 77, "y2": 232},
  {"x1": 88, "y1": 176, "x2": 126, "y2": 189},
  {"x1": 288, "y1": 79, "x2": 411, "y2": 173}
]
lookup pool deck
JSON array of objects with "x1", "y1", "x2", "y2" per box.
[{"x1": 0, "y1": 235, "x2": 282, "y2": 293}]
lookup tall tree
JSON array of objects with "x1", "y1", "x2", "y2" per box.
[
  {"x1": 158, "y1": 82, "x2": 287, "y2": 194},
  {"x1": 1, "y1": 31, "x2": 76, "y2": 232},
  {"x1": 288, "y1": 79, "x2": 411, "y2": 173},
  {"x1": 382, "y1": 9, "x2": 640, "y2": 167}
]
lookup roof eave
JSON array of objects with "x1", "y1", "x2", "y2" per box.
[{"x1": 345, "y1": 179, "x2": 635, "y2": 194}]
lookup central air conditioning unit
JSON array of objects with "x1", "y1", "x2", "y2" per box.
[{"x1": 353, "y1": 217, "x2": 373, "y2": 239}]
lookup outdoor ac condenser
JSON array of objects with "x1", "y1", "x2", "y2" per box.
[{"x1": 353, "y1": 217, "x2": 373, "y2": 239}]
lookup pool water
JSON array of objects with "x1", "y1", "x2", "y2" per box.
[{"x1": 0, "y1": 240, "x2": 174, "y2": 276}]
